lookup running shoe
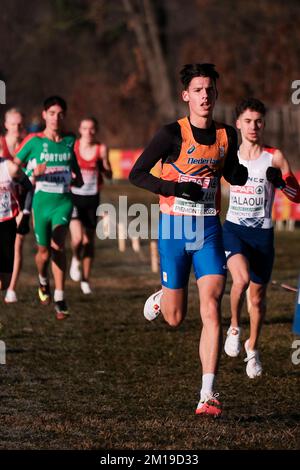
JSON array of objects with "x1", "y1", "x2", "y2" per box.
[
  {"x1": 38, "y1": 282, "x2": 51, "y2": 305},
  {"x1": 224, "y1": 326, "x2": 241, "y2": 357},
  {"x1": 195, "y1": 393, "x2": 222, "y2": 417},
  {"x1": 244, "y1": 339, "x2": 262, "y2": 378},
  {"x1": 80, "y1": 281, "x2": 92, "y2": 295},
  {"x1": 143, "y1": 289, "x2": 163, "y2": 321},
  {"x1": 69, "y1": 257, "x2": 81, "y2": 282},
  {"x1": 4, "y1": 289, "x2": 18, "y2": 303},
  {"x1": 54, "y1": 300, "x2": 69, "y2": 320}
]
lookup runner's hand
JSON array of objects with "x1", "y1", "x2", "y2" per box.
[
  {"x1": 266, "y1": 167, "x2": 286, "y2": 189},
  {"x1": 175, "y1": 182, "x2": 203, "y2": 201},
  {"x1": 71, "y1": 174, "x2": 84, "y2": 187},
  {"x1": 33, "y1": 163, "x2": 47, "y2": 176}
]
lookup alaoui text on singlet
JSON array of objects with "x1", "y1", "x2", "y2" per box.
[{"x1": 226, "y1": 147, "x2": 276, "y2": 229}]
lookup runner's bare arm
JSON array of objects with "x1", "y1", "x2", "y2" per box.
[{"x1": 99, "y1": 144, "x2": 112, "y2": 179}]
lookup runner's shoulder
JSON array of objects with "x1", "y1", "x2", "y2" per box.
[
  {"x1": 61, "y1": 132, "x2": 76, "y2": 147},
  {"x1": 16, "y1": 132, "x2": 42, "y2": 153},
  {"x1": 163, "y1": 121, "x2": 181, "y2": 138},
  {"x1": 215, "y1": 122, "x2": 237, "y2": 140},
  {"x1": 263, "y1": 144, "x2": 278, "y2": 154}
]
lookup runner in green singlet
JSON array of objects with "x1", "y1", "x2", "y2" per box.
[{"x1": 15, "y1": 96, "x2": 83, "y2": 320}]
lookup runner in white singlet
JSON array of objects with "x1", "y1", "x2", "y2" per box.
[{"x1": 223, "y1": 98, "x2": 300, "y2": 379}]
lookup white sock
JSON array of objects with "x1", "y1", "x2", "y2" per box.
[
  {"x1": 200, "y1": 373, "x2": 215, "y2": 401},
  {"x1": 54, "y1": 290, "x2": 64, "y2": 302},
  {"x1": 39, "y1": 275, "x2": 48, "y2": 286}
]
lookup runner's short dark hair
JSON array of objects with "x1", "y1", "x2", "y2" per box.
[
  {"x1": 180, "y1": 63, "x2": 219, "y2": 89},
  {"x1": 43, "y1": 96, "x2": 67, "y2": 112},
  {"x1": 235, "y1": 98, "x2": 266, "y2": 118}
]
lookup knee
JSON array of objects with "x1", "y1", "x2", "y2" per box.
[
  {"x1": 200, "y1": 299, "x2": 221, "y2": 327},
  {"x1": 38, "y1": 247, "x2": 50, "y2": 262},
  {"x1": 250, "y1": 294, "x2": 265, "y2": 311},
  {"x1": 72, "y1": 237, "x2": 82, "y2": 249},
  {"x1": 232, "y1": 276, "x2": 249, "y2": 293},
  {"x1": 163, "y1": 306, "x2": 186, "y2": 328}
]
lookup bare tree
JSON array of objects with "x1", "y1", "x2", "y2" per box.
[{"x1": 122, "y1": 0, "x2": 176, "y2": 121}]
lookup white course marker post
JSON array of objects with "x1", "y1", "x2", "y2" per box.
[
  {"x1": 118, "y1": 222, "x2": 126, "y2": 252},
  {"x1": 150, "y1": 240, "x2": 159, "y2": 273}
]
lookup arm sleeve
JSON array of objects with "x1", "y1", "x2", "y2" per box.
[
  {"x1": 23, "y1": 188, "x2": 34, "y2": 214},
  {"x1": 129, "y1": 125, "x2": 179, "y2": 196},
  {"x1": 223, "y1": 126, "x2": 248, "y2": 186},
  {"x1": 282, "y1": 171, "x2": 300, "y2": 203},
  {"x1": 71, "y1": 150, "x2": 81, "y2": 175}
]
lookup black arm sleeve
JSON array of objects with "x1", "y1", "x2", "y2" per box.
[
  {"x1": 17, "y1": 171, "x2": 33, "y2": 191},
  {"x1": 23, "y1": 188, "x2": 34, "y2": 213},
  {"x1": 129, "y1": 124, "x2": 179, "y2": 196},
  {"x1": 223, "y1": 126, "x2": 248, "y2": 186}
]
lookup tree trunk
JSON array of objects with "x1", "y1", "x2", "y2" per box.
[{"x1": 122, "y1": 0, "x2": 176, "y2": 122}]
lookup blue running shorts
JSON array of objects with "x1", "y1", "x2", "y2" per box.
[
  {"x1": 223, "y1": 220, "x2": 274, "y2": 284},
  {"x1": 158, "y1": 213, "x2": 227, "y2": 289}
]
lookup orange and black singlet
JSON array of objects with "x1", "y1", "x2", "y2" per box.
[{"x1": 130, "y1": 117, "x2": 243, "y2": 215}]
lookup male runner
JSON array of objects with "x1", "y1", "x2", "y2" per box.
[
  {"x1": 129, "y1": 63, "x2": 248, "y2": 416},
  {"x1": 223, "y1": 98, "x2": 300, "y2": 377},
  {"x1": 15, "y1": 96, "x2": 83, "y2": 320},
  {"x1": 69, "y1": 117, "x2": 112, "y2": 294},
  {"x1": 1, "y1": 108, "x2": 30, "y2": 303}
]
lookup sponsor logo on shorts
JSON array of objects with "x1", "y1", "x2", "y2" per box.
[{"x1": 163, "y1": 272, "x2": 168, "y2": 282}]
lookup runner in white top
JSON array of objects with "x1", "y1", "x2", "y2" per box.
[
  {"x1": 226, "y1": 146, "x2": 275, "y2": 229},
  {"x1": 1, "y1": 108, "x2": 29, "y2": 303},
  {"x1": 0, "y1": 140, "x2": 32, "y2": 293},
  {"x1": 223, "y1": 98, "x2": 300, "y2": 378},
  {"x1": 69, "y1": 117, "x2": 112, "y2": 294}
]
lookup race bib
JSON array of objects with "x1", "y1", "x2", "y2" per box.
[
  {"x1": 73, "y1": 169, "x2": 98, "y2": 195},
  {"x1": 229, "y1": 180, "x2": 265, "y2": 218},
  {"x1": 173, "y1": 197, "x2": 205, "y2": 216},
  {"x1": 35, "y1": 167, "x2": 71, "y2": 194},
  {"x1": 0, "y1": 191, "x2": 12, "y2": 219},
  {"x1": 176, "y1": 174, "x2": 218, "y2": 216}
]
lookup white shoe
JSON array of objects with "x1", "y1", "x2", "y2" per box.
[
  {"x1": 5, "y1": 289, "x2": 18, "y2": 303},
  {"x1": 143, "y1": 289, "x2": 163, "y2": 321},
  {"x1": 244, "y1": 339, "x2": 262, "y2": 378},
  {"x1": 69, "y1": 257, "x2": 81, "y2": 282},
  {"x1": 80, "y1": 281, "x2": 92, "y2": 295},
  {"x1": 224, "y1": 326, "x2": 241, "y2": 357}
]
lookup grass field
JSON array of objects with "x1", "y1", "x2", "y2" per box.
[{"x1": 0, "y1": 184, "x2": 299, "y2": 450}]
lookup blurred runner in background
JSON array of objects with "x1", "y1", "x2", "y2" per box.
[
  {"x1": 69, "y1": 117, "x2": 112, "y2": 294},
  {"x1": 0, "y1": 108, "x2": 31, "y2": 304}
]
